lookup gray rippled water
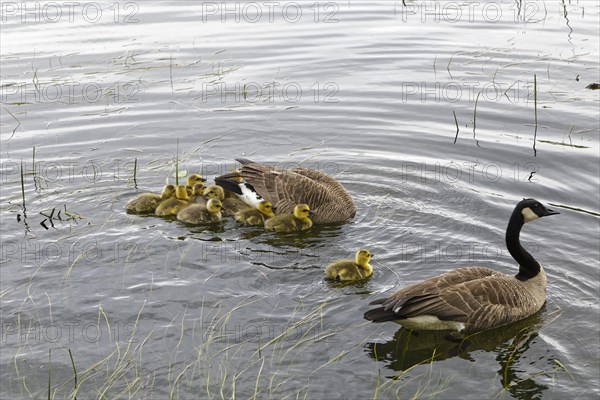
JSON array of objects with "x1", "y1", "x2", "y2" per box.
[{"x1": 1, "y1": 1, "x2": 598, "y2": 399}]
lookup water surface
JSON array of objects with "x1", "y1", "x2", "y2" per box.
[{"x1": 1, "y1": 1, "x2": 599, "y2": 399}]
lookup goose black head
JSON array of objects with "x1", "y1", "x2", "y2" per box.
[{"x1": 518, "y1": 198, "x2": 560, "y2": 223}]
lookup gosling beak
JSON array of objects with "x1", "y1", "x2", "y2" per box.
[
  {"x1": 308, "y1": 210, "x2": 315, "y2": 216},
  {"x1": 220, "y1": 207, "x2": 227, "y2": 212},
  {"x1": 272, "y1": 206, "x2": 277, "y2": 212}
]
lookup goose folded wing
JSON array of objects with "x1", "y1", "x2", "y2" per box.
[{"x1": 381, "y1": 277, "x2": 530, "y2": 325}]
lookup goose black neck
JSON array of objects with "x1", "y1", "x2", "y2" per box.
[{"x1": 506, "y1": 208, "x2": 541, "y2": 281}]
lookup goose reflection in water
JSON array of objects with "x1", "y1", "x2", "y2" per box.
[{"x1": 365, "y1": 307, "x2": 564, "y2": 400}]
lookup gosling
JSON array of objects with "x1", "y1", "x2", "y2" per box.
[
  {"x1": 325, "y1": 249, "x2": 373, "y2": 281},
  {"x1": 155, "y1": 185, "x2": 190, "y2": 217},
  {"x1": 126, "y1": 184, "x2": 176, "y2": 214},
  {"x1": 177, "y1": 198, "x2": 223, "y2": 225},
  {"x1": 187, "y1": 173, "x2": 205, "y2": 187},
  {"x1": 234, "y1": 200, "x2": 276, "y2": 226},
  {"x1": 264, "y1": 204, "x2": 313, "y2": 232},
  {"x1": 189, "y1": 183, "x2": 206, "y2": 203},
  {"x1": 204, "y1": 184, "x2": 246, "y2": 216}
]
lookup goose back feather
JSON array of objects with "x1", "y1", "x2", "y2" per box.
[{"x1": 216, "y1": 159, "x2": 355, "y2": 224}]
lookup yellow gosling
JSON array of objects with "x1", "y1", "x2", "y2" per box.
[
  {"x1": 177, "y1": 198, "x2": 223, "y2": 224},
  {"x1": 187, "y1": 174, "x2": 205, "y2": 187},
  {"x1": 126, "y1": 184, "x2": 176, "y2": 214},
  {"x1": 186, "y1": 174, "x2": 205, "y2": 196},
  {"x1": 222, "y1": 196, "x2": 250, "y2": 217},
  {"x1": 155, "y1": 185, "x2": 190, "y2": 217},
  {"x1": 264, "y1": 204, "x2": 313, "y2": 232},
  {"x1": 325, "y1": 249, "x2": 373, "y2": 281},
  {"x1": 204, "y1": 184, "x2": 225, "y2": 201},
  {"x1": 234, "y1": 200, "x2": 276, "y2": 226},
  {"x1": 230, "y1": 169, "x2": 244, "y2": 183},
  {"x1": 190, "y1": 182, "x2": 206, "y2": 203}
]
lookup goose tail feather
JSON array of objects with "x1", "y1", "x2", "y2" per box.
[{"x1": 363, "y1": 307, "x2": 400, "y2": 323}]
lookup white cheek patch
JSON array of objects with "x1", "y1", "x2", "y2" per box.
[{"x1": 522, "y1": 207, "x2": 539, "y2": 222}]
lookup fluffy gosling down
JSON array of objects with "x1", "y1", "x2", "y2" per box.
[
  {"x1": 325, "y1": 249, "x2": 374, "y2": 281},
  {"x1": 204, "y1": 184, "x2": 247, "y2": 216},
  {"x1": 126, "y1": 184, "x2": 176, "y2": 214},
  {"x1": 264, "y1": 204, "x2": 313, "y2": 232},
  {"x1": 204, "y1": 184, "x2": 225, "y2": 201},
  {"x1": 234, "y1": 200, "x2": 276, "y2": 226},
  {"x1": 177, "y1": 198, "x2": 223, "y2": 225},
  {"x1": 187, "y1": 174, "x2": 206, "y2": 187},
  {"x1": 189, "y1": 183, "x2": 206, "y2": 203},
  {"x1": 155, "y1": 185, "x2": 190, "y2": 217}
]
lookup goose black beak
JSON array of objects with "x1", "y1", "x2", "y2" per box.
[{"x1": 543, "y1": 207, "x2": 560, "y2": 216}]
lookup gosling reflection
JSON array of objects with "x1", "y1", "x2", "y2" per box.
[{"x1": 365, "y1": 308, "x2": 552, "y2": 400}]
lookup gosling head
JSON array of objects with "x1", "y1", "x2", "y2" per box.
[
  {"x1": 161, "y1": 184, "x2": 176, "y2": 199},
  {"x1": 231, "y1": 168, "x2": 244, "y2": 183},
  {"x1": 257, "y1": 200, "x2": 275, "y2": 218},
  {"x1": 206, "y1": 198, "x2": 223, "y2": 214},
  {"x1": 518, "y1": 198, "x2": 560, "y2": 223},
  {"x1": 204, "y1": 185, "x2": 225, "y2": 201},
  {"x1": 293, "y1": 204, "x2": 313, "y2": 220},
  {"x1": 187, "y1": 174, "x2": 206, "y2": 187},
  {"x1": 175, "y1": 185, "x2": 190, "y2": 200},
  {"x1": 355, "y1": 249, "x2": 373, "y2": 267},
  {"x1": 192, "y1": 182, "x2": 206, "y2": 196}
]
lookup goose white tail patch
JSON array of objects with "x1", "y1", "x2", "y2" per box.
[
  {"x1": 398, "y1": 315, "x2": 465, "y2": 331},
  {"x1": 239, "y1": 184, "x2": 262, "y2": 207},
  {"x1": 522, "y1": 207, "x2": 539, "y2": 223}
]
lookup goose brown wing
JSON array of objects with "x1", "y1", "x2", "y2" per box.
[
  {"x1": 237, "y1": 160, "x2": 350, "y2": 223},
  {"x1": 390, "y1": 277, "x2": 540, "y2": 330},
  {"x1": 240, "y1": 169, "x2": 316, "y2": 214},
  {"x1": 366, "y1": 267, "x2": 501, "y2": 323}
]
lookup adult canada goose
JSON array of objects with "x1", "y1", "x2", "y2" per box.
[
  {"x1": 190, "y1": 183, "x2": 206, "y2": 203},
  {"x1": 325, "y1": 249, "x2": 374, "y2": 281},
  {"x1": 203, "y1": 184, "x2": 247, "y2": 216},
  {"x1": 176, "y1": 198, "x2": 223, "y2": 224},
  {"x1": 155, "y1": 185, "x2": 190, "y2": 217},
  {"x1": 264, "y1": 204, "x2": 313, "y2": 232},
  {"x1": 214, "y1": 158, "x2": 355, "y2": 224},
  {"x1": 126, "y1": 184, "x2": 176, "y2": 214},
  {"x1": 363, "y1": 198, "x2": 559, "y2": 332},
  {"x1": 234, "y1": 200, "x2": 276, "y2": 226}
]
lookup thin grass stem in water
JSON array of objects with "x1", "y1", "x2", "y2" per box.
[
  {"x1": 47, "y1": 348, "x2": 51, "y2": 400},
  {"x1": 175, "y1": 139, "x2": 179, "y2": 186},
  {"x1": 20, "y1": 159, "x2": 26, "y2": 210},
  {"x1": 533, "y1": 74, "x2": 538, "y2": 157},
  {"x1": 68, "y1": 349, "x2": 78, "y2": 399},
  {"x1": 453, "y1": 110, "x2": 460, "y2": 143},
  {"x1": 133, "y1": 157, "x2": 138, "y2": 188},
  {"x1": 472, "y1": 92, "x2": 481, "y2": 146}
]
